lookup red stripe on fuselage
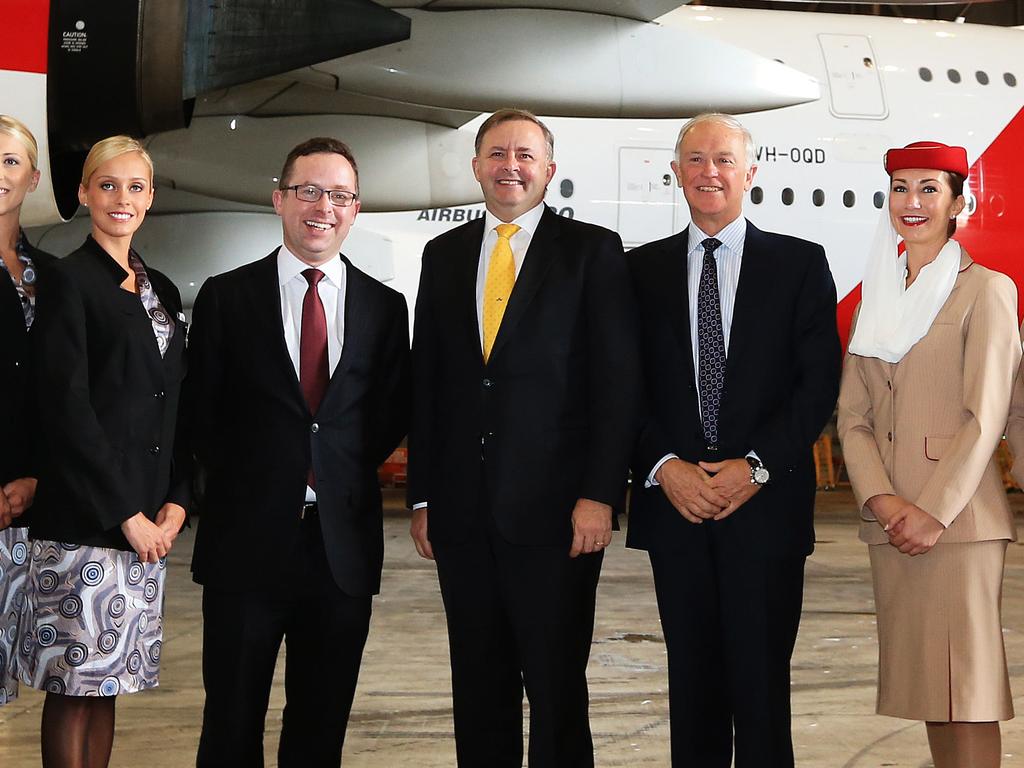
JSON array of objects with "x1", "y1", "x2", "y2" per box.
[
  {"x1": 836, "y1": 105, "x2": 1024, "y2": 350},
  {"x1": 1, "y1": 1, "x2": 50, "y2": 74}
]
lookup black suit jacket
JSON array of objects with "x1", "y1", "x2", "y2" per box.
[
  {"x1": 1, "y1": 236, "x2": 56, "y2": 529},
  {"x1": 408, "y1": 207, "x2": 642, "y2": 547},
  {"x1": 30, "y1": 236, "x2": 189, "y2": 549},
  {"x1": 186, "y1": 251, "x2": 410, "y2": 598},
  {"x1": 627, "y1": 221, "x2": 841, "y2": 556}
]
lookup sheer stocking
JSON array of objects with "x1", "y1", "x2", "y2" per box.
[
  {"x1": 926, "y1": 721, "x2": 1002, "y2": 768},
  {"x1": 41, "y1": 692, "x2": 116, "y2": 768}
]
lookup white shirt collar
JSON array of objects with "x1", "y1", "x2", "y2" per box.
[
  {"x1": 687, "y1": 215, "x2": 747, "y2": 255},
  {"x1": 277, "y1": 245, "x2": 344, "y2": 287},
  {"x1": 483, "y1": 201, "x2": 546, "y2": 239}
]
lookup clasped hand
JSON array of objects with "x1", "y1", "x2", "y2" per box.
[
  {"x1": 121, "y1": 503, "x2": 187, "y2": 563},
  {"x1": 0, "y1": 477, "x2": 37, "y2": 530},
  {"x1": 655, "y1": 457, "x2": 760, "y2": 524},
  {"x1": 867, "y1": 494, "x2": 944, "y2": 556}
]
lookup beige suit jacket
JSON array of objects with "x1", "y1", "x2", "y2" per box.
[
  {"x1": 1005, "y1": 320, "x2": 1024, "y2": 486},
  {"x1": 838, "y1": 250, "x2": 1021, "y2": 545}
]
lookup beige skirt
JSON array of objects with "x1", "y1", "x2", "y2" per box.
[{"x1": 869, "y1": 540, "x2": 1013, "y2": 722}]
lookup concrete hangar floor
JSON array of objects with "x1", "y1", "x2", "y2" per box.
[{"x1": 1, "y1": 489, "x2": 1022, "y2": 767}]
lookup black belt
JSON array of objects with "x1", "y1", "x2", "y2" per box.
[{"x1": 301, "y1": 502, "x2": 318, "y2": 519}]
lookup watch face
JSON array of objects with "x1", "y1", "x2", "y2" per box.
[{"x1": 754, "y1": 467, "x2": 770, "y2": 485}]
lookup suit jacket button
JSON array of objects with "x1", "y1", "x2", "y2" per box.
[
  {"x1": 482, "y1": 378, "x2": 493, "y2": 388},
  {"x1": 155, "y1": 390, "x2": 165, "y2": 398},
  {"x1": 311, "y1": 423, "x2": 320, "y2": 434},
  {"x1": 887, "y1": 431, "x2": 892, "y2": 442},
  {"x1": 149, "y1": 445, "x2": 161, "y2": 456}
]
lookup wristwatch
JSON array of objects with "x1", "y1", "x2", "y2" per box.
[{"x1": 746, "y1": 456, "x2": 770, "y2": 486}]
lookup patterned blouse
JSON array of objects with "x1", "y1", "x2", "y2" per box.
[
  {"x1": 0, "y1": 230, "x2": 38, "y2": 329},
  {"x1": 128, "y1": 251, "x2": 175, "y2": 358}
]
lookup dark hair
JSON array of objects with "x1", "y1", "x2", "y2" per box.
[
  {"x1": 945, "y1": 171, "x2": 966, "y2": 237},
  {"x1": 474, "y1": 109, "x2": 554, "y2": 160},
  {"x1": 279, "y1": 137, "x2": 359, "y2": 195}
]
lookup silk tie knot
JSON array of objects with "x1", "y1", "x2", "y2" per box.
[
  {"x1": 496, "y1": 223, "x2": 520, "y2": 241},
  {"x1": 701, "y1": 237, "x2": 722, "y2": 256},
  {"x1": 302, "y1": 267, "x2": 325, "y2": 288}
]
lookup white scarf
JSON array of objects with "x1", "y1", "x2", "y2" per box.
[{"x1": 848, "y1": 211, "x2": 961, "y2": 363}]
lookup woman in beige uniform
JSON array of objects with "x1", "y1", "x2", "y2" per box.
[{"x1": 838, "y1": 141, "x2": 1019, "y2": 768}]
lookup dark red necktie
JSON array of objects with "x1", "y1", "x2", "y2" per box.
[{"x1": 300, "y1": 268, "x2": 329, "y2": 487}]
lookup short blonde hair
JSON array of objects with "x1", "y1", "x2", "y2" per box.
[
  {"x1": 81, "y1": 135, "x2": 154, "y2": 186},
  {"x1": 0, "y1": 115, "x2": 39, "y2": 170}
]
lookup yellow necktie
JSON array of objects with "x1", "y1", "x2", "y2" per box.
[{"x1": 482, "y1": 223, "x2": 520, "y2": 362}]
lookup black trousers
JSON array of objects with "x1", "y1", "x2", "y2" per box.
[
  {"x1": 433, "y1": 515, "x2": 603, "y2": 768},
  {"x1": 196, "y1": 515, "x2": 372, "y2": 768},
  {"x1": 649, "y1": 528, "x2": 806, "y2": 768}
]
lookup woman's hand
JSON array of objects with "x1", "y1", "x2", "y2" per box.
[
  {"x1": 886, "y1": 504, "x2": 945, "y2": 556},
  {"x1": 155, "y1": 503, "x2": 187, "y2": 543},
  {"x1": 865, "y1": 493, "x2": 910, "y2": 531},
  {"x1": 2, "y1": 477, "x2": 37, "y2": 517},
  {"x1": 121, "y1": 512, "x2": 172, "y2": 563}
]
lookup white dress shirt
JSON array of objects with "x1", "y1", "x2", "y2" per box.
[
  {"x1": 648, "y1": 216, "x2": 757, "y2": 486},
  {"x1": 277, "y1": 246, "x2": 347, "y2": 501}
]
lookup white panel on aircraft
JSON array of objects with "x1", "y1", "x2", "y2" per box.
[
  {"x1": 817, "y1": 34, "x2": 888, "y2": 119},
  {"x1": 3, "y1": 71, "x2": 63, "y2": 226},
  {"x1": 616, "y1": 147, "x2": 677, "y2": 246}
]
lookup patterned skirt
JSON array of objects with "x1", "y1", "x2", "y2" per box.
[
  {"x1": 17, "y1": 539, "x2": 166, "y2": 697},
  {"x1": 0, "y1": 527, "x2": 30, "y2": 704}
]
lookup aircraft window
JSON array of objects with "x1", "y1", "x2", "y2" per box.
[
  {"x1": 560, "y1": 179, "x2": 574, "y2": 198},
  {"x1": 750, "y1": 186, "x2": 764, "y2": 204},
  {"x1": 781, "y1": 188, "x2": 795, "y2": 206},
  {"x1": 873, "y1": 191, "x2": 885, "y2": 209},
  {"x1": 812, "y1": 189, "x2": 825, "y2": 207},
  {"x1": 919, "y1": 67, "x2": 933, "y2": 82},
  {"x1": 947, "y1": 69, "x2": 961, "y2": 84},
  {"x1": 1005, "y1": 73, "x2": 1018, "y2": 87},
  {"x1": 976, "y1": 71, "x2": 990, "y2": 85},
  {"x1": 843, "y1": 190, "x2": 856, "y2": 208}
]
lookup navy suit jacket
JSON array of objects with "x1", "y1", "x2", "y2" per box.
[
  {"x1": 627, "y1": 221, "x2": 841, "y2": 556},
  {"x1": 408, "y1": 206, "x2": 642, "y2": 547},
  {"x1": 186, "y1": 250, "x2": 410, "y2": 597}
]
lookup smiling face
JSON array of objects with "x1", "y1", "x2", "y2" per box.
[
  {"x1": 472, "y1": 119, "x2": 555, "y2": 222},
  {"x1": 272, "y1": 152, "x2": 360, "y2": 266},
  {"x1": 888, "y1": 168, "x2": 965, "y2": 249},
  {"x1": 0, "y1": 133, "x2": 40, "y2": 220},
  {"x1": 672, "y1": 120, "x2": 756, "y2": 236},
  {"x1": 78, "y1": 151, "x2": 154, "y2": 245}
]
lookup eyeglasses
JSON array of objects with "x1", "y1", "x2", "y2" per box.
[{"x1": 283, "y1": 185, "x2": 359, "y2": 207}]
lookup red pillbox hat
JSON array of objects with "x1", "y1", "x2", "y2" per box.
[{"x1": 884, "y1": 141, "x2": 969, "y2": 177}]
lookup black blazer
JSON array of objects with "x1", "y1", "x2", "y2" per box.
[
  {"x1": 0, "y1": 236, "x2": 56, "y2": 528},
  {"x1": 30, "y1": 236, "x2": 189, "y2": 549},
  {"x1": 186, "y1": 251, "x2": 410, "y2": 598},
  {"x1": 408, "y1": 207, "x2": 642, "y2": 547},
  {"x1": 627, "y1": 221, "x2": 841, "y2": 556}
]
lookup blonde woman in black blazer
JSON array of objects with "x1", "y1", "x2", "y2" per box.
[
  {"x1": 17, "y1": 136, "x2": 188, "y2": 768},
  {"x1": 0, "y1": 114, "x2": 55, "y2": 705}
]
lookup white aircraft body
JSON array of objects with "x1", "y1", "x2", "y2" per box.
[{"x1": 5, "y1": 3, "x2": 1024, "y2": 345}]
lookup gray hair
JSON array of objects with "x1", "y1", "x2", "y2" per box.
[{"x1": 674, "y1": 113, "x2": 756, "y2": 170}]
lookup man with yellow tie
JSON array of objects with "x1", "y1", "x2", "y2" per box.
[{"x1": 408, "y1": 109, "x2": 642, "y2": 767}]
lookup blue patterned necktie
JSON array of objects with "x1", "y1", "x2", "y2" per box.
[{"x1": 697, "y1": 237, "x2": 725, "y2": 449}]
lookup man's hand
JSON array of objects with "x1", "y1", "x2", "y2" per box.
[
  {"x1": 569, "y1": 498, "x2": 613, "y2": 558},
  {"x1": 655, "y1": 458, "x2": 728, "y2": 524},
  {"x1": 2, "y1": 477, "x2": 37, "y2": 518},
  {"x1": 410, "y1": 507, "x2": 434, "y2": 560},
  {"x1": 120, "y1": 512, "x2": 172, "y2": 564},
  {"x1": 0, "y1": 492, "x2": 11, "y2": 531},
  {"x1": 886, "y1": 504, "x2": 944, "y2": 556},
  {"x1": 155, "y1": 503, "x2": 187, "y2": 543},
  {"x1": 699, "y1": 458, "x2": 761, "y2": 521}
]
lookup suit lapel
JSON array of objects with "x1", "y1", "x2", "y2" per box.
[
  {"x1": 254, "y1": 251, "x2": 307, "y2": 410},
  {"x1": 456, "y1": 220, "x2": 486, "y2": 359},
  {"x1": 487, "y1": 208, "x2": 558, "y2": 363},
  {"x1": 723, "y1": 221, "x2": 770, "y2": 387},
  {"x1": 327, "y1": 256, "x2": 371, "y2": 386},
  {"x1": 657, "y1": 230, "x2": 695, "y2": 388}
]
